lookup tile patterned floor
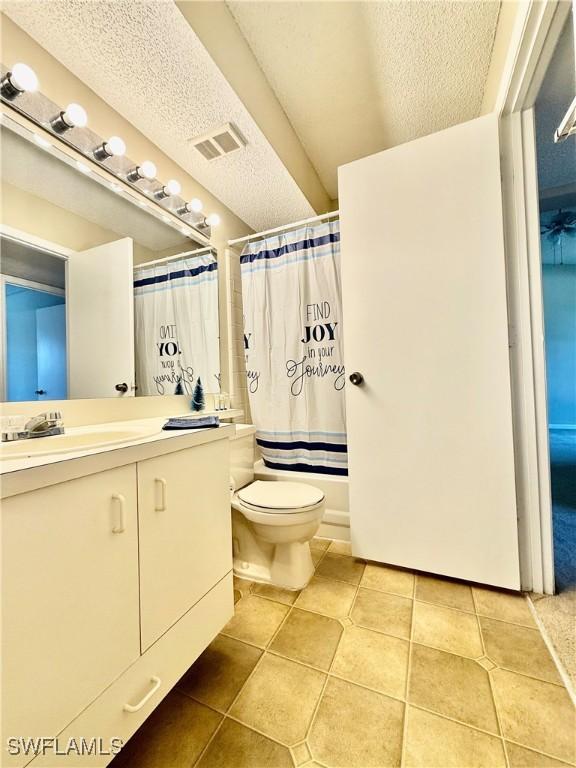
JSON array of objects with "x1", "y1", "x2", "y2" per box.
[{"x1": 111, "y1": 539, "x2": 576, "y2": 768}]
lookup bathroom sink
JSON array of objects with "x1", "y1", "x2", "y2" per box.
[{"x1": 0, "y1": 429, "x2": 156, "y2": 460}]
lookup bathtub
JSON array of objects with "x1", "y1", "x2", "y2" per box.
[{"x1": 254, "y1": 459, "x2": 350, "y2": 541}]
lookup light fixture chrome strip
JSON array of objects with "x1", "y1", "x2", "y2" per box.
[
  {"x1": 0, "y1": 108, "x2": 211, "y2": 249},
  {"x1": 0, "y1": 62, "x2": 221, "y2": 242}
]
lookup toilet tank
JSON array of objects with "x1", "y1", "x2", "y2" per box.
[{"x1": 230, "y1": 424, "x2": 256, "y2": 491}]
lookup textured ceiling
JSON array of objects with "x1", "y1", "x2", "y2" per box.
[
  {"x1": 2, "y1": 0, "x2": 316, "y2": 232},
  {"x1": 1, "y1": 236, "x2": 66, "y2": 289},
  {"x1": 228, "y1": 1, "x2": 501, "y2": 198},
  {"x1": 535, "y1": 13, "x2": 575, "y2": 196}
]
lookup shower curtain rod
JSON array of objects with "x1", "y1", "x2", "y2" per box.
[
  {"x1": 133, "y1": 245, "x2": 216, "y2": 269},
  {"x1": 227, "y1": 209, "x2": 340, "y2": 248}
]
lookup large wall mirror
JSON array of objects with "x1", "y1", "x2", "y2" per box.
[{"x1": 0, "y1": 118, "x2": 221, "y2": 402}]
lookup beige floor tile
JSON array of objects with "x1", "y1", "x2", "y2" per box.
[
  {"x1": 480, "y1": 616, "x2": 562, "y2": 684},
  {"x1": 311, "y1": 537, "x2": 331, "y2": 551},
  {"x1": 222, "y1": 595, "x2": 289, "y2": 647},
  {"x1": 352, "y1": 586, "x2": 412, "y2": 639},
  {"x1": 196, "y1": 718, "x2": 293, "y2": 768},
  {"x1": 506, "y1": 742, "x2": 573, "y2": 767},
  {"x1": 315, "y1": 552, "x2": 365, "y2": 585},
  {"x1": 308, "y1": 677, "x2": 404, "y2": 767},
  {"x1": 251, "y1": 582, "x2": 301, "y2": 606},
  {"x1": 233, "y1": 589, "x2": 242, "y2": 604},
  {"x1": 176, "y1": 635, "x2": 262, "y2": 712},
  {"x1": 473, "y1": 587, "x2": 536, "y2": 627},
  {"x1": 291, "y1": 741, "x2": 312, "y2": 766},
  {"x1": 328, "y1": 540, "x2": 352, "y2": 556},
  {"x1": 332, "y1": 625, "x2": 409, "y2": 699},
  {"x1": 294, "y1": 576, "x2": 357, "y2": 619},
  {"x1": 230, "y1": 653, "x2": 326, "y2": 746},
  {"x1": 311, "y1": 548, "x2": 324, "y2": 566},
  {"x1": 409, "y1": 643, "x2": 500, "y2": 733},
  {"x1": 413, "y1": 600, "x2": 483, "y2": 658},
  {"x1": 404, "y1": 707, "x2": 506, "y2": 768},
  {"x1": 270, "y1": 607, "x2": 342, "y2": 671},
  {"x1": 416, "y1": 574, "x2": 475, "y2": 612},
  {"x1": 491, "y1": 668, "x2": 576, "y2": 763},
  {"x1": 109, "y1": 691, "x2": 221, "y2": 768},
  {"x1": 361, "y1": 562, "x2": 415, "y2": 597}
]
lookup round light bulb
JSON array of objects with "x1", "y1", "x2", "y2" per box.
[
  {"x1": 164, "y1": 179, "x2": 181, "y2": 196},
  {"x1": 206, "y1": 213, "x2": 221, "y2": 227},
  {"x1": 10, "y1": 62, "x2": 38, "y2": 93},
  {"x1": 62, "y1": 103, "x2": 88, "y2": 128},
  {"x1": 187, "y1": 198, "x2": 203, "y2": 213},
  {"x1": 104, "y1": 136, "x2": 126, "y2": 157},
  {"x1": 139, "y1": 161, "x2": 156, "y2": 180}
]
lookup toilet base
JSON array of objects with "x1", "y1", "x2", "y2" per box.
[{"x1": 233, "y1": 540, "x2": 315, "y2": 591}]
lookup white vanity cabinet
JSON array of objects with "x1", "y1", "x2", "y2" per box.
[
  {"x1": 138, "y1": 439, "x2": 231, "y2": 650},
  {"x1": 1, "y1": 427, "x2": 234, "y2": 768},
  {"x1": 2, "y1": 466, "x2": 140, "y2": 764}
]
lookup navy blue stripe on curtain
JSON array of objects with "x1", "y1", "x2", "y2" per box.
[
  {"x1": 257, "y1": 438, "x2": 347, "y2": 453},
  {"x1": 134, "y1": 261, "x2": 217, "y2": 287},
  {"x1": 263, "y1": 459, "x2": 348, "y2": 477},
  {"x1": 240, "y1": 232, "x2": 340, "y2": 264}
]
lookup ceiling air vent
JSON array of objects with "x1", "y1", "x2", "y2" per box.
[{"x1": 190, "y1": 123, "x2": 247, "y2": 161}]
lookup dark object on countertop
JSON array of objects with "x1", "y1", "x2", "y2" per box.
[
  {"x1": 191, "y1": 376, "x2": 205, "y2": 411},
  {"x1": 162, "y1": 415, "x2": 220, "y2": 430}
]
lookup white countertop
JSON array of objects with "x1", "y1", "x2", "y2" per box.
[{"x1": 0, "y1": 413, "x2": 240, "y2": 498}]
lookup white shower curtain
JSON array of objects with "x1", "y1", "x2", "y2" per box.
[
  {"x1": 134, "y1": 251, "x2": 220, "y2": 396},
  {"x1": 241, "y1": 220, "x2": 347, "y2": 475}
]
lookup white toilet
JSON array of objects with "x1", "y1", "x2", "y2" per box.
[{"x1": 230, "y1": 424, "x2": 325, "y2": 590}]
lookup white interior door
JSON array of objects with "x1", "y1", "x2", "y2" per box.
[
  {"x1": 67, "y1": 238, "x2": 135, "y2": 399},
  {"x1": 339, "y1": 114, "x2": 520, "y2": 590},
  {"x1": 36, "y1": 303, "x2": 67, "y2": 400}
]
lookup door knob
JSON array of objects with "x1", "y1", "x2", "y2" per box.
[
  {"x1": 35, "y1": 389, "x2": 46, "y2": 395},
  {"x1": 349, "y1": 372, "x2": 364, "y2": 386},
  {"x1": 115, "y1": 382, "x2": 129, "y2": 393}
]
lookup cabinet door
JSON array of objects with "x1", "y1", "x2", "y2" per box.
[
  {"x1": 138, "y1": 439, "x2": 231, "y2": 650},
  {"x1": 2, "y1": 466, "x2": 140, "y2": 767}
]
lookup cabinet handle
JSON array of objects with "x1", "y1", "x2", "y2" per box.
[
  {"x1": 123, "y1": 676, "x2": 162, "y2": 713},
  {"x1": 155, "y1": 478, "x2": 167, "y2": 511},
  {"x1": 111, "y1": 493, "x2": 126, "y2": 533}
]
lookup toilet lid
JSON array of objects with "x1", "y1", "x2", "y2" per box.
[{"x1": 237, "y1": 480, "x2": 324, "y2": 512}]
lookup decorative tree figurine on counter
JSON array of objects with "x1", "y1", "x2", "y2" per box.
[
  {"x1": 191, "y1": 376, "x2": 205, "y2": 411},
  {"x1": 174, "y1": 379, "x2": 184, "y2": 395}
]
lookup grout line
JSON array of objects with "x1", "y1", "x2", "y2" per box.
[
  {"x1": 302, "y1": 558, "x2": 362, "y2": 748},
  {"x1": 399, "y1": 565, "x2": 417, "y2": 767},
  {"x1": 503, "y1": 737, "x2": 576, "y2": 765},
  {"x1": 472, "y1": 586, "x2": 510, "y2": 768}
]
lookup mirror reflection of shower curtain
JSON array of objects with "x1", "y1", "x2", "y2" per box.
[
  {"x1": 241, "y1": 220, "x2": 347, "y2": 475},
  {"x1": 134, "y1": 252, "x2": 220, "y2": 396}
]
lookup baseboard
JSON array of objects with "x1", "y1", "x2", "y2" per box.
[{"x1": 318, "y1": 508, "x2": 350, "y2": 542}]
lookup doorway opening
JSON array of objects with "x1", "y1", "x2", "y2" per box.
[
  {"x1": 534, "y1": 10, "x2": 575, "y2": 595},
  {"x1": 1, "y1": 235, "x2": 67, "y2": 401}
]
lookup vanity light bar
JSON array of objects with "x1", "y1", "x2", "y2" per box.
[{"x1": 0, "y1": 61, "x2": 220, "y2": 234}]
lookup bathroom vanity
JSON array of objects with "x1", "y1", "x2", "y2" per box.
[{"x1": 1, "y1": 419, "x2": 235, "y2": 767}]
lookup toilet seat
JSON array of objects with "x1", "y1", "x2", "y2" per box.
[{"x1": 237, "y1": 480, "x2": 324, "y2": 514}]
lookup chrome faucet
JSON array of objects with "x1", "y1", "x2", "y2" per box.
[{"x1": 1, "y1": 411, "x2": 65, "y2": 442}]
